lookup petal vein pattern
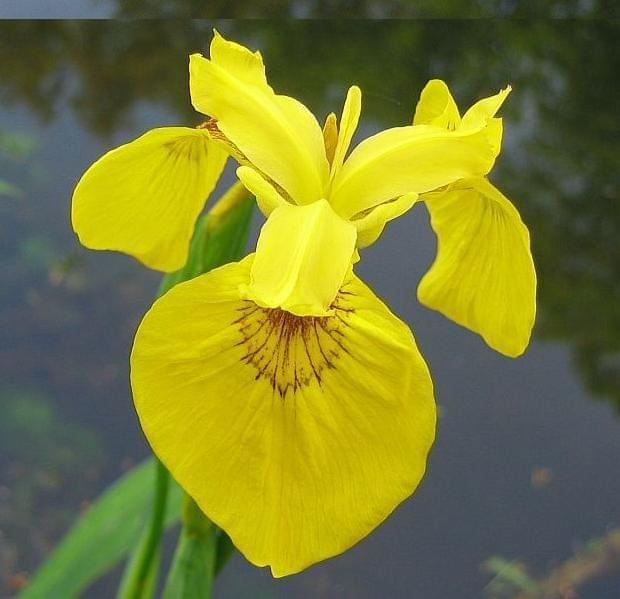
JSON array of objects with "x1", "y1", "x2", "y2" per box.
[
  {"x1": 131, "y1": 256, "x2": 436, "y2": 577},
  {"x1": 418, "y1": 178, "x2": 536, "y2": 357},
  {"x1": 71, "y1": 127, "x2": 227, "y2": 272}
]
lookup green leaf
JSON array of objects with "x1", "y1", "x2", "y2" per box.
[
  {"x1": 116, "y1": 461, "x2": 170, "y2": 599},
  {"x1": 20, "y1": 459, "x2": 182, "y2": 599}
]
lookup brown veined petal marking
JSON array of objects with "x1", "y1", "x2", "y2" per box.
[{"x1": 131, "y1": 255, "x2": 436, "y2": 577}]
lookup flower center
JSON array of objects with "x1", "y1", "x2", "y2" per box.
[{"x1": 234, "y1": 291, "x2": 355, "y2": 399}]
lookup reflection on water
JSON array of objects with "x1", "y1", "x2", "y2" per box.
[
  {"x1": 0, "y1": 20, "x2": 618, "y2": 598},
  {"x1": 0, "y1": 0, "x2": 616, "y2": 18}
]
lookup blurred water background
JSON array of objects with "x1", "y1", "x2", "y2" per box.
[{"x1": 0, "y1": 18, "x2": 619, "y2": 599}]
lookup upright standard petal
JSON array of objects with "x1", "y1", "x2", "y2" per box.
[
  {"x1": 243, "y1": 199, "x2": 357, "y2": 316},
  {"x1": 190, "y1": 33, "x2": 329, "y2": 205},
  {"x1": 414, "y1": 81, "x2": 510, "y2": 159},
  {"x1": 330, "y1": 124, "x2": 497, "y2": 219},
  {"x1": 418, "y1": 177, "x2": 536, "y2": 357},
  {"x1": 413, "y1": 79, "x2": 461, "y2": 130},
  {"x1": 460, "y1": 85, "x2": 511, "y2": 130},
  {"x1": 71, "y1": 127, "x2": 227, "y2": 272},
  {"x1": 322, "y1": 112, "x2": 338, "y2": 166},
  {"x1": 131, "y1": 256, "x2": 436, "y2": 577},
  {"x1": 329, "y1": 85, "x2": 362, "y2": 184}
]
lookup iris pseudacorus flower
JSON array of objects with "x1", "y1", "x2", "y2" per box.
[{"x1": 71, "y1": 33, "x2": 536, "y2": 576}]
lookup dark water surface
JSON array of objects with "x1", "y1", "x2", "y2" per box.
[{"x1": 1, "y1": 20, "x2": 619, "y2": 598}]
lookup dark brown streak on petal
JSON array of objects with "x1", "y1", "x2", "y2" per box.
[{"x1": 235, "y1": 291, "x2": 356, "y2": 400}]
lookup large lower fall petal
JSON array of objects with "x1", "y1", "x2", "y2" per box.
[
  {"x1": 418, "y1": 177, "x2": 536, "y2": 357},
  {"x1": 131, "y1": 255, "x2": 436, "y2": 577},
  {"x1": 71, "y1": 127, "x2": 227, "y2": 272}
]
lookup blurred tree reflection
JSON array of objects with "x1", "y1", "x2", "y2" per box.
[
  {"x1": 106, "y1": 0, "x2": 618, "y2": 17},
  {"x1": 0, "y1": 20, "x2": 618, "y2": 411},
  {"x1": 112, "y1": 0, "x2": 415, "y2": 17}
]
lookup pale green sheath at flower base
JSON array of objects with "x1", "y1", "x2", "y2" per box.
[{"x1": 71, "y1": 32, "x2": 536, "y2": 578}]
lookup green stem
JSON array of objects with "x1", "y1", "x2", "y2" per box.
[
  {"x1": 117, "y1": 459, "x2": 169, "y2": 598},
  {"x1": 214, "y1": 531, "x2": 236, "y2": 575},
  {"x1": 162, "y1": 494, "x2": 218, "y2": 599}
]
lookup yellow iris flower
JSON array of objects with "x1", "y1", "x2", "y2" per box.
[{"x1": 71, "y1": 32, "x2": 536, "y2": 577}]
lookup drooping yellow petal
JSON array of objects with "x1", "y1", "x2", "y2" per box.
[
  {"x1": 413, "y1": 79, "x2": 461, "y2": 130},
  {"x1": 418, "y1": 177, "x2": 536, "y2": 357},
  {"x1": 243, "y1": 199, "x2": 357, "y2": 316},
  {"x1": 329, "y1": 85, "x2": 361, "y2": 183},
  {"x1": 330, "y1": 123, "x2": 497, "y2": 219},
  {"x1": 131, "y1": 256, "x2": 436, "y2": 577},
  {"x1": 236, "y1": 165, "x2": 287, "y2": 217},
  {"x1": 354, "y1": 192, "x2": 419, "y2": 249},
  {"x1": 189, "y1": 32, "x2": 328, "y2": 205},
  {"x1": 71, "y1": 127, "x2": 227, "y2": 272}
]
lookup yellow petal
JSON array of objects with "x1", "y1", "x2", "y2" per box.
[
  {"x1": 413, "y1": 79, "x2": 461, "y2": 130},
  {"x1": 461, "y1": 86, "x2": 510, "y2": 157},
  {"x1": 330, "y1": 123, "x2": 497, "y2": 219},
  {"x1": 460, "y1": 85, "x2": 511, "y2": 130},
  {"x1": 236, "y1": 165, "x2": 287, "y2": 217},
  {"x1": 414, "y1": 82, "x2": 510, "y2": 157},
  {"x1": 354, "y1": 192, "x2": 419, "y2": 249},
  {"x1": 71, "y1": 127, "x2": 227, "y2": 272},
  {"x1": 418, "y1": 177, "x2": 536, "y2": 357},
  {"x1": 329, "y1": 85, "x2": 362, "y2": 183},
  {"x1": 243, "y1": 199, "x2": 357, "y2": 316},
  {"x1": 322, "y1": 112, "x2": 338, "y2": 166},
  {"x1": 131, "y1": 256, "x2": 436, "y2": 577},
  {"x1": 190, "y1": 32, "x2": 328, "y2": 205}
]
